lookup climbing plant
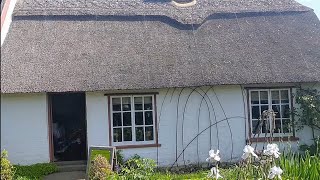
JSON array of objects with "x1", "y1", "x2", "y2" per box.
[{"x1": 295, "y1": 88, "x2": 320, "y2": 139}]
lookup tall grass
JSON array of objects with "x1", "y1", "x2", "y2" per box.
[
  {"x1": 279, "y1": 151, "x2": 320, "y2": 179},
  {"x1": 149, "y1": 151, "x2": 320, "y2": 179}
]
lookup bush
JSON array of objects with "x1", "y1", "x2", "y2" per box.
[
  {"x1": 299, "y1": 137, "x2": 320, "y2": 156},
  {"x1": 1, "y1": 150, "x2": 15, "y2": 180},
  {"x1": 14, "y1": 163, "x2": 58, "y2": 179},
  {"x1": 116, "y1": 150, "x2": 124, "y2": 166},
  {"x1": 119, "y1": 154, "x2": 156, "y2": 180},
  {"x1": 89, "y1": 154, "x2": 113, "y2": 180}
]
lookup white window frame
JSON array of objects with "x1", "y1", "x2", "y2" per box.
[
  {"x1": 249, "y1": 88, "x2": 293, "y2": 138},
  {"x1": 110, "y1": 95, "x2": 156, "y2": 146}
]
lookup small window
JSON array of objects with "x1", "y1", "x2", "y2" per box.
[
  {"x1": 110, "y1": 95, "x2": 156, "y2": 145},
  {"x1": 249, "y1": 89, "x2": 292, "y2": 137}
]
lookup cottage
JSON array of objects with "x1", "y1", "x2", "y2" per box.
[{"x1": 1, "y1": 0, "x2": 320, "y2": 166}]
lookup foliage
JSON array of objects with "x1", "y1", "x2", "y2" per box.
[
  {"x1": 89, "y1": 154, "x2": 113, "y2": 180},
  {"x1": 295, "y1": 88, "x2": 320, "y2": 132},
  {"x1": 14, "y1": 163, "x2": 58, "y2": 180},
  {"x1": 1, "y1": 150, "x2": 15, "y2": 180},
  {"x1": 90, "y1": 149, "x2": 111, "y2": 163},
  {"x1": 299, "y1": 137, "x2": 320, "y2": 156},
  {"x1": 116, "y1": 150, "x2": 124, "y2": 166},
  {"x1": 117, "y1": 154, "x2": 156, "y2": 180},
  {"x1": 279, "y1": 150, "x2": 320, "y2": 179},
  {"x1": 147, "y1": 152, "x2": 320, "y2": 179}
]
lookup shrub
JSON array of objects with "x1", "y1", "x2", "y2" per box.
[
  {"x1": 295, "y1": 88, "x2": 320, "y2": 135},
  {"x1": 299, "y1": 137, "x2": 320, "y2": 156},
  {"x1": 89, "y1": 154, "x2": 113, "y2": 180},
  {"x1": 116, "y1": 150, "x2": 124, "y2": 166},
  {"x1": 119, "y1": 154, "x2": 156, "y2": 180},
  {"x1": 14, "y1": 163, "x2": 58, "y2": 179},
  {"x1": 1, "y1": 150, "x2": 15, "y2": 180}
]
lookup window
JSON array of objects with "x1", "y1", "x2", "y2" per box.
[
  {"x1": 249, "y1": 89, "x2": 292, "y2": 137},
  {"x1": 110, "y1": 95, "x2": 156, "y2": 146}
]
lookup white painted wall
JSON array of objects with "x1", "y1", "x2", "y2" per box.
[
  {"x1": 1, "y1": 83, "x2": 318, "y2": 165},
  {"x1": 87, "y1": 84, "x2": 319, "y2": 166},
  {"x1": 1, "y1": 93, "x2": 49, "y2": 165},
  {"x1": 86, "y1": 85, "x2": 247, "y2": 166}
]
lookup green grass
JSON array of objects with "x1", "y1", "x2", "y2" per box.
[
  {"x1": 14, "y1": 163, "x2": 58, "y2": 180},
  {"x1": 278, "y1": 151, "x2": 320, "y2": 179},
  {"x1": 90, "y1": 149, "x2": 111, "y2": 162},
  {"x1": 149, "y1": 171, "x2": 208, "y2": 179},
  {"x1": 9, "y1": 151, "x2": 320, "y2": 180},
  {"x1": 147, "y1": 152, "x2": 320, "y2": 180}
]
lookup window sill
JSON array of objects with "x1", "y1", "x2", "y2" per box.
[
  {"x1": 248, "y1": 136, "x2": 299, "y2": 143},
  {"x1": 115, "y1": 143, "x2": 161, "y2": 149}
]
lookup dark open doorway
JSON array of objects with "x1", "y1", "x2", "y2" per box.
[{"x1": 50, "y1": 93, "x2": 87, "y2": 162}]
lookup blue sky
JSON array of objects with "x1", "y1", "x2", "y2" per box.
[{"x1": 297, "y1": 0, "x2": 320, "y2": 18}]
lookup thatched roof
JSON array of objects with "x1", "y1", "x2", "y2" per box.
[
  {"x1": 1, "y1": 0, "x2": 320, "y2": 93},
  {"x1": 14, "y1": 0, "x2": 309, "y2": 24}
]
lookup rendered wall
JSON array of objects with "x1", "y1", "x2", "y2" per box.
[
  {"x1": 0, "y1": 93, "x2": 49, "y2": 165},
  {"x1": 1, "y1": 83, "x2": 318, "y2": 165},
  {"x1": 86, "y1": 84, "x2": 319, "y2": 166},
  {"x1": 86, "y1": 85, "x2": 247, "y2": 166}
]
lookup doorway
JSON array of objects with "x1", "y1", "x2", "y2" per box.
[{"x1": 49, "y1": 93, "x2": 87, "y2": 161}]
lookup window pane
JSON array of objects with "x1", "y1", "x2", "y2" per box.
[
  {"x1": 251, "y1": 106, "x2": 260, "y2": 119},
  {"x1": 261, "y1": 105, "x2": 269, "y2": 115},
  {"x1": 112, "y1": 98, "x2": 121, "y2": 111},
  {"x1": 123, "y1": 112, "x2": 132, "y2": 126},
  {"x1": 113, "y1": 113, "x2": 122, "y2": 127},
  {"x1": 274, "y1": 120, "x2": 281, "y2": 133},
  {"x1": 281, "y1": 105, "x2": 290, "y2": 118},
  {"x1": 123, "y1": 127, "x2": 132, "y2": 141},
  {"x1": 251, "y1": 91, "x2": 259, "y2": 104},
  {"x1": 260, "y1": 91, "x2": 269, "y2": 104},
  {"x1": 272, "y1": 105, "x2": 281, "y2": 118},
  {"x1": 113, "y1": 128, "x2": 122, "y2": 142},
  {"x1": 145, "y1": 126, "x2": 154, "y2": 141},
  {"x1": 134, "y1": 97, "x2": 143, "y2": 110},
  {"x1": 251, "y1": 120, "x2": 260, "y2": 134},
  {"x1": 145, "y1": 111, "x2": 153, "y2": 125},
  {"x1": 122, "y1": 97, "x2": 131, "y2": 111},
  {"x1": 281, "y1": 90, "x2": 289, "y2": 103},
  {"x1": 144, "y1": 96, "x2": 153, "y2": 110},
  {"x1": 136, "y1": 127, "x2": 144, "y2": 141},
  {"x1": 282, "y1": 119, "x2": 291, "y2": 133},
  {"x1": 135, "y1": 112, "x2": 143, "y2": 125},
  {"x1": 271, "y1": 91, "x2": 280, "y2": 104}
]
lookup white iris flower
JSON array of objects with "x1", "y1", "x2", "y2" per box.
[
  {"x1": 263, "y1": 144, "x2": 281, "y2": 158},
  {"x1": 268, "y1": 166, "x2": 283, "y2": 179},
  {"x1": 206, "y1": 150, "x2": 221, "y2": 162},
  {"x1": 241, "y1": 145, "x2": 258, "y2": 160}
]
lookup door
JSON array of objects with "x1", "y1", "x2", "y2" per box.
[{"x1": 49, "y1": 93, "x2": 87, "y2": 161}]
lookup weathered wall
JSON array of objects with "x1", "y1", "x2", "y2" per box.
[{"x1": 0, "y1": 93, "x2": 49, "y2": 165}]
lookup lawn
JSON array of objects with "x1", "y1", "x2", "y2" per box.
[{"x1": 14, "y1": 163, "x2": 58, "y2": 180}]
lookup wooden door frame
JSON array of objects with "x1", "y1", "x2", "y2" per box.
[
  {"x1": 47, "y1": 94, "x2": 54, "y2": 162},
  {"x1": 47, "y1": 92, "x2": 88, "y2": 162}
]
